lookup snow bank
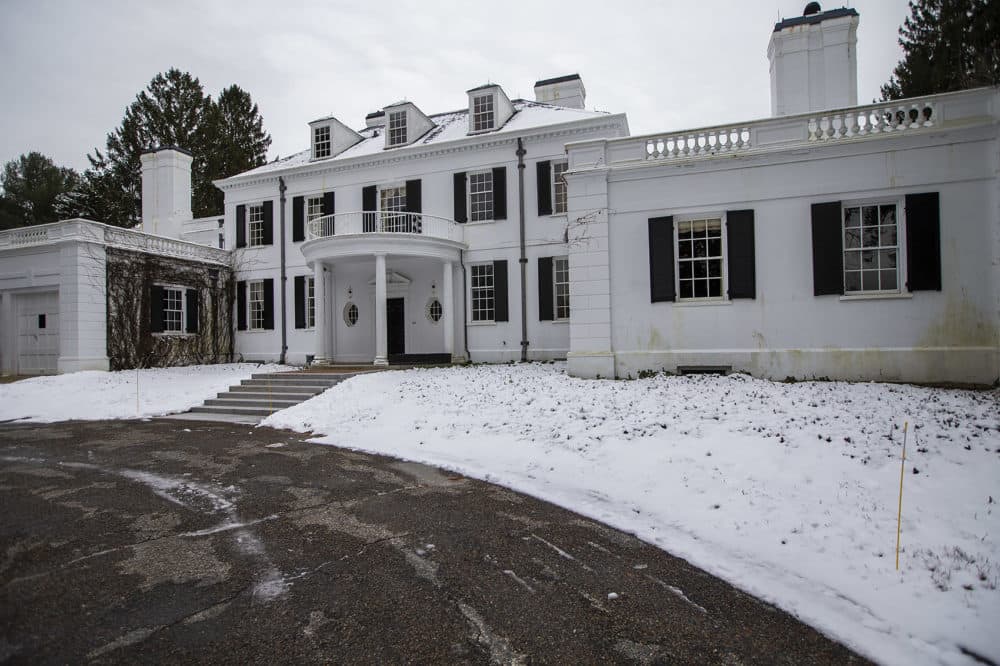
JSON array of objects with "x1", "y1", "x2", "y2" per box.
[
  {"x1": 0, "y1": 363, "x2": 292, "y2": 422},
  {"x1": 264, "y1": 363, "x2": 1000, "y2": 665}
]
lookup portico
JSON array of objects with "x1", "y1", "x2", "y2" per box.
[{"x1": 301, "y1": 211, "x2": 465, "y2": 366}]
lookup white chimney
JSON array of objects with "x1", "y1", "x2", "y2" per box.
[
  {"x1": 140, "y1": 147, "x2": 193, "y2": 239},
  {"x1": 767, "y1": 3, "x2": 859, "y2": 116},
  {"x1": 533, "y1": 74, "x2": 586, "y2": 109}
]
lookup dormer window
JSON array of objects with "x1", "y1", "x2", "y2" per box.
[
  {"x1": 388, "y1": 111, "x2": 407, "y2": 146},
  {"x1": 313, "y1": 125, "x2": 331, "y2": 159},
  {"x1": 472, "y1": 94, "x2": 495, "y2": 131}
]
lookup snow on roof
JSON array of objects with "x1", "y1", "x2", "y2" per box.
[{"x1": 231, "y1": 100, "x2": 614, "y2": 180}]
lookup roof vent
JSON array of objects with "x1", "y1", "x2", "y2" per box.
[{"x1": 803, "y1": 2, "x2": 821, "y2": 15}]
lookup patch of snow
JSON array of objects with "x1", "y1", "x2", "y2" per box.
[
  {"x1": 0, "y1": 363, "x2": 293, "y2": 422},
  {"x1": 263, "y1": 363, "x2": 1000, "y2": 665}
]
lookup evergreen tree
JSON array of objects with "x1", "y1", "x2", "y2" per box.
[
  {"x1": 196, "y1": 85, "x2": 271, "y2": 215},
  {"x1": 0, "y1": 152, "x2": 79, "y2": 229},
  {"x1": 882, "y1": 0, "x2": 1000, "y2": 100}
]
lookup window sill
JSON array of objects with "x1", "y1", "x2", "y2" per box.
[
  {"x1": 464, "y1": 219, "x2": 497, "y2": 227},
  {"x1": 548, "y1": 213, "x2": 568, "y2": 219},
  {"x1": 551, "y1": 318, "x2": 570, "y2": 324},
  {"x1": 152, "y1": 332, "x2": 196, "y2": 338},
  {"x1": 241, "y1": 329, "x2": 274, "y2": 334},
  {"x1": 839, "y1": 293, "x2": 913, "y2": 302},
  {"x1": 673, "y1": 299, "x2": 731, "y2": 308},
  {"x1": 468, "y1": 320, "x2": 496, "y2": 326}
]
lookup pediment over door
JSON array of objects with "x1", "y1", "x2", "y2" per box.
[{"x1": 367, "y1": 271, "x2": 411, "y2": 297}]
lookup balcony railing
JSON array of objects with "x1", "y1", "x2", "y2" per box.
[{"x1": 307, "y1": 211, "x2": 465, "y2": 244}]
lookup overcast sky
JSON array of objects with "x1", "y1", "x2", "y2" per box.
[{"x1": 0, "y1": 0, "x2": 910, "y2": 174}]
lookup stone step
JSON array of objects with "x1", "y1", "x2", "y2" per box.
[
  {"x1": 240, "y1": 379, "x2": 339, "y2": 388},
  {"x1": 190, "y1": 405, "x2": 281, "y2": 417},
  {"x1": 224, "y1": 386, "x2": 321, "y2": 397},
  {"x1": 204, "y1": 397, "x2": 301, "y2": 408},
  {"x1": 251, "y1": 372, "x2": 358, "y2": 381}
]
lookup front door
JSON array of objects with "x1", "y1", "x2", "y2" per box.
[{"x1": 387, "y1": 298, "x2": 405, "y2": 356}]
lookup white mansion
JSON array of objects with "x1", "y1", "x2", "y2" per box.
[{"x1": 1, "y1": 4, "x2": 997, "y2": 385}]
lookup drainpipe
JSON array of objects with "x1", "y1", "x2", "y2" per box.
[
  {"x1": 278, "y1": 176, "x2": 288, "y2": 365},
  {"x1": 460, "y1": 251, "x2": 470, "y2": 361},
  {"x1": 516, "y1": 137, "x2": 528, "y2": 362}
]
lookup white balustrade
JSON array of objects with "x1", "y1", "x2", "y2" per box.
[
  {"x1": 646, "y1": 126, "x2": 752, "y2": 160},
  {"x1": 307, "y1": 211, "x2": 464, "y2": 244},
  {"x1": 808, "y1": 100, "x2": 935, "y2": 142}
]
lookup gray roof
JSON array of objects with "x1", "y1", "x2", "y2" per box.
[{"x1": 773, "y1": 7, "x2": 857, "y2": 32}]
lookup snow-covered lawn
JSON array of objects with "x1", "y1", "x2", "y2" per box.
[
  {"x1": 264, "y1": 363, "x2": 999, "y2": 666},
  {"x1": 0, "y1": 363, "x2": 291, "y2": 422}
]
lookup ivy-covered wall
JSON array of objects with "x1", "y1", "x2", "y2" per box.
[{"x1": 105, "y1": 247, "x2": 234, "y2": 370}]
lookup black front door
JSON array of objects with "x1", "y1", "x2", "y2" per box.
[{"x1": 387, "y1": 298, "x2": 405, "y2": 356}]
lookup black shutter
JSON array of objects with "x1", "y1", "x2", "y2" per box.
[
  {"x1": 262, "y1": 200, "x2": 274, "y2": 245},
  {"x1": 294, "y1": 275, "x2": 306, "y2": 329},
  {"x1": 323, "y1": 190, "x2": 336, "y2": 235},
  {"x1": 538, "y1": 256, "x2": 554, "y2": 320},
  {"x1": 811, "y1": 201, "x2": 844, "y2": 296},
  {"x1": 236, "y1": 205, "x2": 246, "y2": 248},
  {"x1": 405, "y1": 179, "x2": 421, "y2": 213},
  {"x1": 185, "y1": 288, "x2": 199, "y2": 334},
  {"x1": 453, "y1": 172, "x2": 467, "y2": 223},
  {"x1": 536, "y1": 161, "x2": 552, "y2": 216},
  {"x1": 236, "y1": 281, "x2": 247, "y2": 331},
  {"x1": 492, "y1": 167, "x2": 507, "y2": 220},
  {"x1": 150, "y1": 285, "x2": 165, "y2": 333},
  {"x1": 905, "y1": 192, "x2": 941, "y2": 291},
  {"x1": 493, "y1": 260, "x2": 509, "y2": 322},
  {"x1": 263, "y1": 278, "x2": 274, "y2": 330},
  {"x1": 726, "y1": 209, "x2": 756, "y2": 299},
  {"x1": 292, "y1": 196, "x2": 305, "y2": 242},
  {"x1": 362, "y1": 185, "x2": 377, "y2": 231},
  {"x1": 648, "y1": 216, "x2": 675, "y2": 302}
]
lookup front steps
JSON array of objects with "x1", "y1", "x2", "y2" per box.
[{"x1": 189, "y1": 371, "x2": 359, "y2": 418}]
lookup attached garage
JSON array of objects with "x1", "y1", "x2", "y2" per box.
[{"x1": 14, "y1": 291, "x2": 59, "y2": 375}]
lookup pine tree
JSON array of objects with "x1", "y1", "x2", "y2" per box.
[
  {"x1": 0, "y1": 152, "x2": 79, "y2": 229},
  {"x1": 196, "y1": 85, "x2": 272, "y2": 216},
  {"x1": 882, "y1": 0, "x2": 1000, "y2": 100}
]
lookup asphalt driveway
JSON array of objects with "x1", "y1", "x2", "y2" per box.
[{"x1": 0, "y1": 419, "x2": 868, "y2": 664}]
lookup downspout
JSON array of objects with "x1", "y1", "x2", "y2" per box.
[
  {"x1": 460, "y1": 251, "x2": 470, "y2": 361},
  {"x1": 278, "y1": 176, "x2": 288, "y2": 365},
  {"x1": 516, "y1": 138, "x2": 528, "y2": 362}
]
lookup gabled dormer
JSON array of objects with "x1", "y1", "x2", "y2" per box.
[
  {"x1": 381, "y1": 101, "x2": 434, "y2": 149},
  {"x1": 466, "y1": 84, "x2": 514, "y2": 134},
  {"x1": 309, "y1": 115, "x2": 363, "y2": 161}
]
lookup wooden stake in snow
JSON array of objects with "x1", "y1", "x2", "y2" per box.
[
  {"x1": 895, "y1": 421, "x2": 908, "y2": 571},
  {"x1": 136, "y1": 366, "x2": 140, "y2": 416}
]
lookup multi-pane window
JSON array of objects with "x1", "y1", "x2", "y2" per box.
[
  {"x1": 473, "y1": 94, "x2": 495, "y2": 131},
  {"x1": 677, "y1": 219, "x2": 724, "y2": 300},
  {"x1": 306, "y1": 277, "x2": 315, "y2": 329},
  {"x1": 313, "y1": 125, "x2": 331, "y2": 158},
  {"x1": 344, "y1": 302, "x2": 359, "y2": 327},
  {"x1": 552, "y1": 162, "x2": 569, "y2": 214},
  {"x1": 307, "y1": 197, "x2": 324, "y2": 223},
  {"x1": 469, "y1": 172, "x2": 493, "y2": 222},
  {"x1": 427, "y1": 299, "x2": 443, "y2": 323},
  {"x1": 249, "y1": 280, "x2": 265, "y2": 330},
  {"x1": 471, "y1": 264, "x2": 495, "y2": 322},
  {"x1": 553, "y1": 257, "x2": 570, "y2": 320},
  {"x1": 248, "y1": 204, "x2": 264, "y2": 247},
  {"x1": 388, "y1": 111, "x2": 407, "y2": 146},
  {"x1": 843, "y1": 203, "x2": 899, "y2": 293},
  {"x1": 218, "y1": 218, "x2": 224, "y2": 249},
  {"x1": 163, "y1": 288, "x2": 183, "y2": 332},
  {"x1": 380, "y1": 186, "x2": 407, "y2": 232}
]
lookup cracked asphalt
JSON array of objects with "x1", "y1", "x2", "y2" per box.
[{"x1": 0, "y1": 419, "x2": 868, "y2": 664}]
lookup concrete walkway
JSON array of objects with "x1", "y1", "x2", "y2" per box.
[{"x1": 0, "y1": 420, "x2": 868, "y2": 664}]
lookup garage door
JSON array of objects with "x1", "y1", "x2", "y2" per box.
[{"x1": 17, "y1": 292, "x2": 59, "y2": 375}]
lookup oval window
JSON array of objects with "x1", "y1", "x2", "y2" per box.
[
  {"x1": 426, "y1": 298, "x2": 443, "y2": 323},
  {"x1": 343, "y1": 302, "x2": 359, "y2": 327}
]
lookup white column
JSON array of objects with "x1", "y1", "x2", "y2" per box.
[
  {"x1": 313, "y1": 261, "x2": 327, "y2": 365},
  {"x1": 373, "y1": 253, "x2": 388, "y2": 366},
  {"x1": 327, "y1": 266, "x2": 336, "y2": 364},
  {"x1": 442, "y1": 260, "x2": 454, "y2": 361}
]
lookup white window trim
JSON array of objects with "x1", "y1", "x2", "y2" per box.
[
  {"x1": 552, "y1": 256, "x2": 570, "y2": 321},
  {"x1": 313, "y1": 125, "x2": 331, "y2": 159},
  {"x1": 674, "y1": 213, "x2": 728, "y2": 303},
  {"x1": 426, "y1": 298, "x2": 443, "y2": 324},
  {"x1": 840, "y1": 197, "x2": 907, "y2": 297},
  {"x1": 306, "y1": 196, "x2": 325, "y2": 224},
  {"x1": 305, "y1": 276, "x2": 316, "y2": 330},
  {"x1": 469, "y1": 262, "x2": 496, "y2": 324},
  {"x1": 343, "y1": 301, "x2": 359, "y2": 327},
  {"x1": 471, "y1": 93, "x2": 495, "y2": 133},
  {"x1": 551, "y1": 161, "x2": 569, "y2": 216},
  {"x1": 153, "y1": 283, "x2": 193, "y2": 337},
  {"x1": 388, "y1": 110, "x2": 407, "y2": 146},
  {"x1": 467, "y1": 170, "x2": 495, "y2": 224},
  {"x1": 248, "y1": 279, "x2": 266, "y2": 331},
  {"x1": 248, "y1": 204, "x2": 265, "y2": 247}
]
